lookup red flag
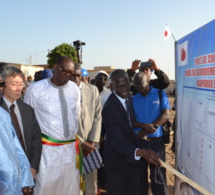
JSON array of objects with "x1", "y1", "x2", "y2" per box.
[{"x1": 164, "y1": 26, "x2": 171, "y2": 41}]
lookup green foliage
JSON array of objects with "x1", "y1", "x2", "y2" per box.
[{"x1": 47, "y1": 43, "x2": 78, "y2": 68}]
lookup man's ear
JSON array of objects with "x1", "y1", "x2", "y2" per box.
[{"x1": 53, "y1": 64, "x2": 57, "y2": 73}]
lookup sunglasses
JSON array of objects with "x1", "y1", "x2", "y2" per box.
[
  {"x1": 97, "y1": 75, "x2": 108, "y2": 81},
  {"x1": 71, "y1": 74, "x2": 81, "y2": 79},
  {"x1": 57, "y1": 65, "x2": 74, "y2": 75}
]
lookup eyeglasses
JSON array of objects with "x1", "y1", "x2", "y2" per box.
[
  {"x1": 96, "y1": 75, "x2": 108, "y2": 81},
  {"x1": 57, "y1": 65, "x2": 74, "y2": 76},
  {"x1": 71, "y1": 74, "x2": 81, "y2": 78},
  {"x1": 5, "y1": 82, "x2": 25, "y2": 87}
]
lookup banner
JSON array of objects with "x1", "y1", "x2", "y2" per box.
[{"x1": 176, "y1": 19, "x2": 215, "y2": 194}]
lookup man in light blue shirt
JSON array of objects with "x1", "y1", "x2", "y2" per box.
[
  {"x1": 0, "y1": 107, "x2": 34, "y2": 195},
  {"x1": 133, "y1": 72, "x2": 170, "y2": 195}
]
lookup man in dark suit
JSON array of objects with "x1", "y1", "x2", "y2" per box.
[
  {"x1": 102, "y1": 69, "x2": 161, "y2": 195},
  {"x1": 0, "y1": 65, "x2": 42, "y2": 180}
]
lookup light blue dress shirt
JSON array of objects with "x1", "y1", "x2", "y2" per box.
[{"x1": 0, "y1": 107, "x2": 34, "y2": 195}]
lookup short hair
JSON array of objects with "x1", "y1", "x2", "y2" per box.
[
  {"x1": 1, "y1": 66, "x2": 25, "y2": 81},
  {"x1": 55, "y1": 56, "x2": 74, "y2": 66},
  {"x1": 74, "y1": 62, "x2": 81, "y2": 71},
  {"x1": 133, "y1": 72, "x2": 148, "y2": 84},
  {"x1": 0, "y1": 63, "x2": 10, "y2": 74},
  {"x1": 110, "y1": 69, "x2": 128, "y2": 83}
]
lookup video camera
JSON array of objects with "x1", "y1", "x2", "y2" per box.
[{"x1": 73, "y1": 40, "x2": 86, "y2": 50}]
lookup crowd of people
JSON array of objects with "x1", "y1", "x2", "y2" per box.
[{"x1": 0, "y1": 56, "x2": 171, "y2": 195}]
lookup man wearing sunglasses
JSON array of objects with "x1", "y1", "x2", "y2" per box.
[
  {"x1": 71, "y1": 63, "x2": 102, "y2": 195},
  {"x1": 25, "y1": 56, "x2": 81, "y2": 195},
  {"x1": 127, "y1": 59, "x2": 170, "y2": 95},
  {"x1": 81, "y1": 68, "x2": 90, "y2": 83},
  {"x1": 95, "y1": 70, "x2": 111, "y2": 108}
]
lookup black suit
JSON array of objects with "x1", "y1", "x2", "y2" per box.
[
  {"x1": 0, "y1": 98, "x2": 42, "y2": 171},
  {"x1": 102, "y1": 92, "x2": 141, "y2": 195}
]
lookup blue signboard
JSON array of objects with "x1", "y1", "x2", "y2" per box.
[{"x1": 176, "y1": 19, "x2": 215, "y2": 194}]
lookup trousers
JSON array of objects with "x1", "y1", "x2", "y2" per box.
[{"x1": 139, "y1": 137, "x2": 167, "y2": 195}]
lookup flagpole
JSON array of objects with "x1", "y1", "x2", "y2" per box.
[{"x1": 171, "y1": 33, "x2": 176, "y2": 42}]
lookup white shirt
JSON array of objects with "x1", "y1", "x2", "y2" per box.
[
  {"x1": 24, "y1": 78, "x2": 80, "y2": 140},
  {"x1": 100, "y1": 87, "x2": 111, "y2": 108},
  {"x1": 3, "y1": 97, "x2": 25, "y2": 142}
]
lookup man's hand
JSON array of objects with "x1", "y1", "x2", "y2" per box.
[
  {"x1": 143, "y1": 123, "x2": 157, "y2": 134},
  {"x1": 137, "y1": 129, "x2": 147, "y2": 139},
  {"x1": 81, "y1": 141, "x2": 94, "y2": 157},
  {"x1": 22, "y1": 187, "x2": 33, "y2": 195},
  {"x1": 148, "y1": 59, "x2": 159, "y2": 71},
  {"x1": 131, "y1": 59, "x2": 141, "y2": 70},
  {"x1": 31, "y1": 168, "x2": 36, "y2": 180},
  {"x1": 136, "y1": 149, "x2": 161, "y2": 166}
]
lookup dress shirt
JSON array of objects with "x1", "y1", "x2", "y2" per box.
[
  {"x1": 113, "y1": 91, "x2": 140, "y2": 161},
  {"x1": 3, "y1": 97, "x2": 25, "y2": 143},
  {"x1": 100, "y1": 87, "x2": 111, "y2": 108}
]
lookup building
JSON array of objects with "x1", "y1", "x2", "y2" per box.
[{"x1": 0, "y1": 62, "x2": 48, "y2": 79}]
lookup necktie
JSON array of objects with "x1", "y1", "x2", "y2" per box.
[
  {"x1": 125, "y1": 99, "x2": 131, "y2": 126},
  {"x1": 10, "y1": 104, "x2": 26, "y2": 152}
]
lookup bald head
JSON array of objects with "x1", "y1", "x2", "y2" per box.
[{"x1": 134, "y1": 72, "x2": 150, "y2": 95}]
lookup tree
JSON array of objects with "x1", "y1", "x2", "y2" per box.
[{"x1": 47, "y1": 43, "x2": 78, "y2": 68}]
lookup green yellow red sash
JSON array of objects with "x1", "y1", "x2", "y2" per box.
[
  {"x1": 41, "y1": 133, "x2": 76, "y2": 146},
  {"x1": 41, "y1": 133, "x2": 84, "y2": 191}
]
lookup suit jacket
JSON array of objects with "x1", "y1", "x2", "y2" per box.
[
  {"x1": 0, "y1": 98, "x2": 42, "y2": 171},
  {"x1": 78, "y1": 82, "x2": 102, "y2": 143},
  {"x1": 102, "y1": 92, "x2": 140, "y2": 175}
]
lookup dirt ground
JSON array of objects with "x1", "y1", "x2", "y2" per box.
[{"x1": 148, "y1": 96, "x2": 176, "y2": 195}]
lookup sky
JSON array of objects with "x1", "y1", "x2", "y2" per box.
[{"x1": 0, "y1": 0, "x2": 214, "y2": 80}]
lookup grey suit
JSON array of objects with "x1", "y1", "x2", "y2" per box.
[
  {"x1": 78, "y1": 82, "x2": 102, "y2": 144},
  {"x1": 0, "y1": 98, "x2": 42, "y2": 171},
  {"x1": 78, "y1": 82, "x2": 102, "y2": 195}
]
